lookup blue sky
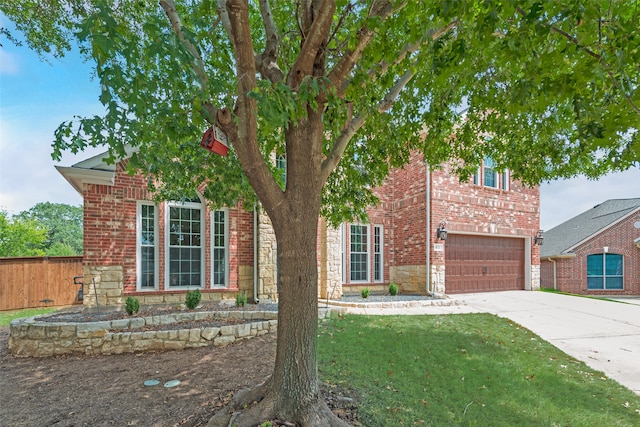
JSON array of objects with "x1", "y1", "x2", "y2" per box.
[{"x1": 1, "y1": 17, "x2": 638, "y2": 231}]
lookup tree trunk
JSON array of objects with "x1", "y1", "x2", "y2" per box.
[
  {"x1": 209, "y1": 115, "x2": 349, "y2": 426},
  {"x1": 270, "y1": 203, "x2": 322, "y2": 418}
]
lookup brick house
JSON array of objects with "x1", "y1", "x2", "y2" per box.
[
  {"x1": 540, "y1": 199, "x2": 640, "y2": 296},
  {"x1": 57, "y1": 149, "x2": 541, "y2": 307}
]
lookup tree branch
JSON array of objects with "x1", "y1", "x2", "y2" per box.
[
  {"x1": 377, "y1": 67, "x2": 416, "y2": 113},
  {"x1": 225, "y1": 0, "x2": 286, "y2": 214},
  {"x1": 338, "y1": 20, "x2": 458, "y2": 96},
  {"x1": 216, "y1": 0, "x2": 235, "y2": 49},
  {"x1": 515, "y1": 6, "x2": 640, "y2": 115},
  {"x1": 320, "y1": 112, "x2": 367, "y2": 182},
  {"x1": 327, "y1": 0, "x2": 400, "y2": 96},
  {"x1": 255, "y1": 0, "x2": 284, "y2": 83},
  {"x1": 159, "y1": 0, "x2": 209, "y2": 91},
  {"x1": 287, "y1": 0, "x2": 335, "y2": 87},
  {"x1": 321, "y1": 61, "x2": 420, "y2": 181}
]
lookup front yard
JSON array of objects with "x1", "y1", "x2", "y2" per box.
[{"x1": 1, "y1": 310, "x2": 638, "y2": 426}]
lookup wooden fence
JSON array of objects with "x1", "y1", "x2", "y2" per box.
[{"x1": 0, "y1": 256, "x2": 83, "y2": 311}]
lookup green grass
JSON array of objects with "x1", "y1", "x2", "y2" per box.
[
  {"x1": 539, "y1": 287, "x2": 628, "y2": 303},
  {"x1": 0, "y1": 307, "x2": 58, "y2": 327},
  {"x1": 319, "y1": 313, "x2": 640, "y2": 426}
]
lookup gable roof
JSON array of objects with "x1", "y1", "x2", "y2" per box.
[
  {"x1": 55, "y1": 146, "x2": 135, "y2": 195},
  {"x1": 541, "y1": 198, "x2": 640, "y2": 257}
]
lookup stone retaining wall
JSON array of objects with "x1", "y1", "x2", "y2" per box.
[{"x1": 9, "y1": 310, "x2": 281, "y2": 358}]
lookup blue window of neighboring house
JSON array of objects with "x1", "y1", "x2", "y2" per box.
[{"x1": 587, "y1": 253, "x2": 623, "y2": 290}]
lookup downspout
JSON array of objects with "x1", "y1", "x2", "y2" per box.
[
  {"x1": 425, "y1": 162, "x2": 433, "y2": 296},
  {"x1": 549, "y1": 258, "x2": 557, "y2": 290},
  {"x1": 253, "y1": 204, "x2": 260, "y2": 304}
]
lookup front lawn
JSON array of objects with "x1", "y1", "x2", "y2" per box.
[
  {"x1": 319, "y1": 313, "x2": 640, "y2": 426},
  {"x1": 0, "y1": 307, "x2": 58, "y2": 327}
]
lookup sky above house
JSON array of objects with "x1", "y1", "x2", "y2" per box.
[{"x1": 1, "y1": 17, "x2": 639, "y2": 232}]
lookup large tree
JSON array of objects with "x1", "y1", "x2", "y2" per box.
[
  {"x1": 16, "y1": 202, "x2": 83, "y2": 255},
  {"x1": 3, "y1": 1, "x2": 639, "y2": 425},
  {"x1": 0, "y1": 210, "x2": 47, "y2": 257}
]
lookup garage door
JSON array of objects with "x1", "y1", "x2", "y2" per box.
[{"x1": 445, "y1": 234, "x2": 525, "y2": 293}]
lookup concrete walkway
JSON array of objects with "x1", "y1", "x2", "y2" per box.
[{"x1": 341, "y1": 290, "x2": 640, "y2": 395}]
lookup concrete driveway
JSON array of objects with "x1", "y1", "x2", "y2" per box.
[{"x1": 454, "y1": 290, "x2": 640, "y2": 395}]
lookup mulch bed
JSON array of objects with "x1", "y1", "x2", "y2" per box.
[
  {"x1": 1, "y1": 303, "x2": 359, "y2": 426},
  {"x1": 35, "y1": 302, "x2": 279, "y2": 323}
]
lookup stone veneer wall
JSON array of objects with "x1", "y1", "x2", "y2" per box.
[
  {"x1": 319, "y1": 220, "x2": 342, "y2": 300},
  {"x1": 387, "y1": 265, "x2": 445, "y2": 297},
  {"x1": 83, "y1": 265, "x2": 250, "y2": 307},
  {"x1": 9, "y1": 311, "x2": 280, "y2": 357},
  {"x1": 83, "y1": 265, "x2": 124, "y2": 307},
  {"x1": 257, "y1": 208, "x2": 278, "y2": 302},
  {"x1": 530, "y1": 264, "x2": 541, "y2": 291},
  {"x1": 389, "y1": 265, "x2": 426, "y2": 295}
]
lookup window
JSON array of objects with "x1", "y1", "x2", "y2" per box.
[
  {"x1": 587, "y1": 253, "x2": 623, "y2": 290},
  {"x1": 483, "y1": 157, "x2": 497, "y2": 188},
  {"x1": 350, "y1": 224, "x2": 369, "y2": 282},
  {"x1": 166, "y1": 199, "x2": 204, "y2": 288},
  {"x1": 211, "y1": 209, "x2": 228, "y2": 287},
  {"x1": 374, "y1": 225, "x2": 383, "y2": 282},
  {"x1": 137, "y1": 202, "x2": 158, "y2": 290},
  {"x1": 473, "y1": 157, "x2": 509, "y2": 190},
  {"x1": 276, "y1": 154, "x2": 287, "y2": 188},
  {"x1": 501, "y1": 170, "x2": 510, "y2": 191}
]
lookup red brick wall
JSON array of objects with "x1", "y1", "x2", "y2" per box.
[
  {"x1": 544, "y1": 210, "x2": 640, "y2": 295},
  {"x1": 82, "y1": 162, "x2": 254, "y2": 295},
  {"x1": 430, "y1": 162, "x2": 540, "y2": 266},
  {"x1": 345, "y1": 152, "x2": 541, "y2": 289},
  {"x1": 386, "y1": 151, "x2": 427, "y2": 268}
]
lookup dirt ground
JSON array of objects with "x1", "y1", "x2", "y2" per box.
[{"x1": 0, "y1": 323, "x2": 357, "y2": 426}]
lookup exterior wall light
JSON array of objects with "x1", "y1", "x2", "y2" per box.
[
  {"x1": 533, "y1": 229, "x2": 544, "y2": 246},
  {"x1": 436, "y1": 221, "x2": 448, "y2": 241}
]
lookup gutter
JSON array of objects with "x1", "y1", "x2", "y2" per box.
[
  {"x1": 548, "y1": 258, "x2": 557, "y2": 290},
  {"x1": 253, "y1": 204, "x2": 260, "y2": 304},
  {"x1": 425, "y1": 162, "x2": 433, "y2": 296},
  {"x1": 540, "y1": 254, "x2": 576, "y2": 291}
]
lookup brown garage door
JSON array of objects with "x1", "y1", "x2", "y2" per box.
[{"x1": 445, "y1": 234, "x2": 525, "y2": 293}]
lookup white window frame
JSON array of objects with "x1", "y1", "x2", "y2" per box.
[
  {"x1": 473, "y1": 158, "x2": 509, "y2": 191},
  {"x1": 501, "y1": 170, "x2": 510, "y2": 191},
  {"x1": 341, "y1": 223, "x2": 346, "y2": 284},
  {"x1": 483, "y1": 157, "x2": 498, "y2": 188},
  {"x1": 165, "y1": 199, "x2": 205, "y2": 289},
  {"x1": 210, "y1": 208, "x2": 229, "y2": 288},
  {"x1": 136, "y1": 201, "x2": 158, "y2": 291},
  {"x1": 373, "y1": 224, "x2": 383, "y2": 283},
  {"x1": 349, "y1": 224, "x2": 370, "y2": 283}
]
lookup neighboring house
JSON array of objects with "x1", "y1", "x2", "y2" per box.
[
  {"x1": 540, "y1": 198, "x2": 640, "y2": 296},
  {"x1": 56, "y1": 149, "x2": 541, "y2": 308}
]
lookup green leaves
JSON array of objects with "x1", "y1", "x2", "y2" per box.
[
  {"x1": 0, "y1": 210, "x2": 47, "y2": 257},
  {"x1": 4, "y1": 0, "x2": 640, "y2": 221}
]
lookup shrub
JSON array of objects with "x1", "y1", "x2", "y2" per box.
[
  {"x1": 124, "y1": 297, "x2": 140, "y2": 316},
  {"x1": 236, "y1": 291, "x2": 247, "y2": 307},
  {"x1": 185, "y1": 289, "x2": 202, "y2": 310},
  {"x1": 389, "y1": 283, "x2": 399, "y2": 296},
  {"x1": 361, "y1": 288, "x2": 370, "y2": 299}
]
